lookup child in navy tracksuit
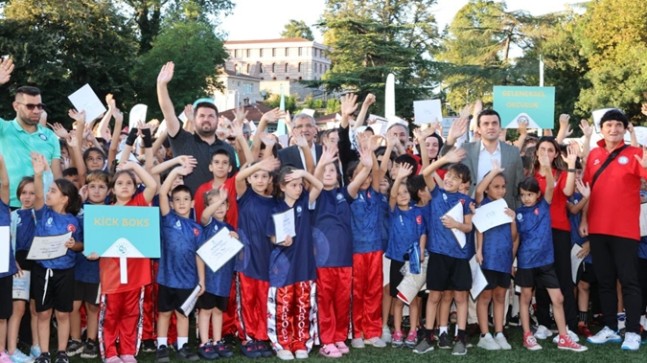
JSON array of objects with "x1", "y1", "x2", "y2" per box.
[{"x1": 0, "y1": 155, "x2": 15, "y2": 363}]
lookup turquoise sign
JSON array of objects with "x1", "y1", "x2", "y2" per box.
[
  {"x1": 493, "y1": 86, "x2": 555, "y2": 129},
  {"x1": 83, "y1": 205, "x2": 161, "y2": 258}
]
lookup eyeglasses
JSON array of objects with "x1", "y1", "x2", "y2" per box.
[{"x1": 17, "y1": 102, "x2": 46, "y2": 110}]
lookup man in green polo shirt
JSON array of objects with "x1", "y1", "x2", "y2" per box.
[{"x1": 0, "y1": 58, "x2": 61, "y2": 207}]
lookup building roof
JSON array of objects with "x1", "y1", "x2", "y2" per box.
[
  {"x1": 225, "y1": 38, "x2": 313, "y2": 45},
  {"x1": 219, "y1": 102, "x2": 274, "y2": 122},
  {"x1": 219, "y1": 68, "x2": 261, "y2": 81}
]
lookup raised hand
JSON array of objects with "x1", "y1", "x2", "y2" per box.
[
  {"x1": 261, "y1": 108, "x2": 285, "y2": 123},
  {"x1": 259, "y1": 157, "x2": 280, "y2": 172},
  {"x1": 178, "y1": 155, "x2": 198, "y2": 168},
  {"x1": 31, "y1": 152, "x2": 47, "y2": 174},
  {"x1": 157, "y1": 61, "x2": 175, "y2": 85},
  {"x1": 447, "y1": 117, "x2": 468, "y2": 143},
  {"x1": 634, "y1": 146, "x2": 647, "y2": 169},
  {"x1": 642, "y1": 103, "x2": 647, "y2": 117},
  {"x1": 396, "y1": 162, "x2": 413, "y2": 180},
  {"x1": 538, "y1": 150, "x2": 551, "y2": 169},
  {"x1": 68, "y1": 109, "x2": 86, "y2": 124},
  {"x1": 490, "y1": 159, "x2": 504, "y2": 174},
  {"x1": 176, "y1": 163, "x2": 194, "y2": 176},
  {"x1": 318, "y1": 146, "x2": 338, "y2": 166},
  {"x1": 0, "y1": 57, "x2": 14, "y2": 85},
  {"x1": 260, "y1": 133, "x2": 276, "y2": 148},
  {"x1": 106, "y1": 94, "x2": 116, "y2": 110},
  {"x1": 559, "y1": 114, "x2": 573, "y2": 137},
  {"x1": 183, "y1": 104, "x2": 194, "y2": 122},
  {"x1": 49, "y1": 122, "x2": 69, "y2": 139},
  {"x1": 358, "y1": 145, "x2": 374, "y2": 169},
  {"x1": 561, "y1": 142, "x2": 579, "y2": 167},
  {"x1": 233, "y1": 106, "x2": 248, "y2": 125},
  {"x1": 340, "y1": 93, "x2": 358, "y2": 116},
  {"x1": 362, "y1": 93, "x2": 376, "y2": 108},
  {"x1": 575, "y1": 179, "x2": 590, "y2": 198},
  {"x1": 444, "y1": 148, "x2": 467, "y2": 164},
  {"x1": 579, "y1": 119, "x2": 593, "y2": 138}
]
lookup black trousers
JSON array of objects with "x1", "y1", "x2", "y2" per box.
[
  {"x1": 535, "y1": 229, "x2": 578, "y2": 331},
  {"x1": 589, "y1": 234, "x2": 642, "y2": 333}
]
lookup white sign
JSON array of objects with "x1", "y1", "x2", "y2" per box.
[
  {"x1": 570, "y1": 244, "x2": 585, "y2": 284},
  {"x1": 197, "y1": 227, "x2": 244, "y2": 273},
  {"x1": 12, "y1": 271, "x2": 30, "y2": 300},
  {"x1": 68, "y1": 84, "x2": 106, "y2": 124},
  {"x1": 413, "y1": 99, "x2": 443, "y2": 125},
  {"x1": 469, "y1": 256, "x2": 488, "y2": 300},
  {"x1": 367, "y1": 115, "x2": 389, "y2": 136},
  {"x1": 472, "y1": 199, "x2": 513, "y2": 233},
  {"x1": 272, "y1": 209, "x2": 296, "y2": 244},
  {"x1": 0, "y1": 226, "x2": 8, "y2": 273},
  {"x1": 129, "y1": 104, "x2": 148, "y2": 130},
  {"x1": 444, "y1": 202, "x2": 466, "y2": 248},
  {"x1": 179, "y1": 284, "x2": 201, "y2": 316},
  {"x1": 27, "y1": 232, "x2": 71, "y2": 260}
]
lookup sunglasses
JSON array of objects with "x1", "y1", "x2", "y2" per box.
[{"x1": 17, "y1": 102, "x2": 46, "y2": 110}]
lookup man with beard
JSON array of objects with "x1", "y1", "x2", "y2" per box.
[
  {"x1": 157, "y1": 61, "x2": 237, "y2": 193},
  {"x1": 0, "y1": 58, "x2": 61, "y2": 208}
]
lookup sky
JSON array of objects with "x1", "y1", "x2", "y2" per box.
[{"x1": 219, "y1": 0, "x2": 580, "y2": 42}]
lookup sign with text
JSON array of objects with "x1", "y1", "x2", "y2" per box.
[
  {"x1": 83, "y1": 205, "x2": 160, "y2": 258},
  {"x1": 493, "y1": 86, "x2": 555, "y2": 129}
]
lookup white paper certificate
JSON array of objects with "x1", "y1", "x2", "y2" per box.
[
  {"x1": 179, "y1": 285, "x2": 201, "y2": 316},
  {"x1": 640, "y1": 203, "x2": 647, "y2": 237},
  {"x1": 68, "y1": 84, "x2": 107, "y2": 123},
  {"x1": 570, "y1": 244, "x2": 585, "y2": 284},
  {"x1": 272, "y1": 209, "x2": 296, "y2": 244},
  {"x1": 469, "y1": 256, "x2": 488, "y2": 300},
  {"x1": 472, "y1": 199, "x2": 512, "y2": 233},
  {"x1": 0, "y1": 226, "x2": 9, "y2": 273},
  {"x1": 27, "y1": 232, "x2": 72, "y2": 260},
  {"x1": 444, "y1": 202, "x2": 466, "y2": 248},
  {"x1": 12, "y1": 270, "x2": 30, "y2": 300},
  {"x1": 197, "y1": 227, "x2": 243, "y2": 273}
]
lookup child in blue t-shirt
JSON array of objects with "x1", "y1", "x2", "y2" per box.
[
  {"x1": 515, "y1": 152, "x2": 586, "y2": 353},
  {"x1": 157, "y1": 165, "x2": 205, "y2": 361},
  {"x1": 474, "y1": 162, "x2": 517, "y2": 350},
  {"x1": 0, "y1": 155, "x2": 15, "y2": 363},
  {"x1": 385, "y1": 163, "x2": 426, "y2": 348},
  {"x1": 31, "y1": 153, "x2": 84, "y2": 363}
]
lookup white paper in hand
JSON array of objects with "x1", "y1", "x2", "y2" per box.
[
  {"x1": 469, "y1": 256, "x2": 488, "y2": 300},
  {"x1": 27, "y1": 232, "x2": 72, "y2": 260},
  {"x1": 272, "y1": 209, "x2": 296, "y2": 244},
  {"x1": 640, "y1": 203, "x2": 647, "y2": 237},
  {"x1": 179, "y1": 285, "x2": 201, "y2": 316},
  {"x1": 413, "y1": 99, "x2": 443, "y2": 125},
  {"x1": 197, "y1": 227, "x2": 243, "y2": 273},
  {"x1": 472, "y1": 199, "x2": 512, "y2": 233},
  {"x1": 129, "y1": 104, "x2": 148, "y2": 130},
  {"x1": 570, "y1": 244, "x2": 585, "y2": 284},
  {"x1": 0, "y1": 226, "x2": 9, "y2": 273},
  {"x1": 444, "y1": 202, "x2": 465, "y2": 248},
  {"x1": 12, "y1": 271, "x2": 30, "y2": 300},
  {"x1": 68, "y1": 84, "x2": 106, "y2": 124}
]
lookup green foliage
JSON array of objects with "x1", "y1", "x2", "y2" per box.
[
  {"x1": 326, "y1": 98, "x2": 341, "y2": 114},
  {"x1": 281, "y1": 19, "x2": 315, "y2": 41},
  {"x1": 265, "y1": 94, "x2": 297, "y2": 113},
  {"x1": 132, "y1": 20, "x2": 227, "y2": 119}
]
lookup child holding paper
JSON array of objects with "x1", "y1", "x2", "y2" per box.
[
  {"x1": 413, "y1": 149, "x2": 473, "y2": 356},
  {"x1": 385, "y1": 163, "x2": 426, "y2": 349},
  {"x1": 155, "y1": 165, "x2": 205, "y2": 362},
  {"x1": 30, "y1": 153, "x2": 84, "y2": 363},
  {"x1": 96, "y1": 161, "x2": 156, "y2": 363},
  {"x1": 196, "y1": 189, "x2": 237, "y2": 359},
  {"x1": 266, "y1": 166, "x2": 322, "y2": 361},
  {"x1": 515, "y1": 151, "x2": 586, "y2": 352},
  {"x1": 473, "y1": 162, "x2": 517, "y2": 351},
  {"x1": 0, "y1": 155, "x2": 16, "y2": 363}
]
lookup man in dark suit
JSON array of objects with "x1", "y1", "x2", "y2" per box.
[{"x1": 278, "y1": 113, "x2": 322, "y2": 172}]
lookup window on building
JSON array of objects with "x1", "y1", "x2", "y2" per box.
[
  {"x1": 298, "y1": 47, "x2": 302, "y2": 56},
  {"x1": 272, "y1": 63, "x2": 275, "y2": 73},
  {"x1": 246, "y1": 49, "x2": 250, "y2": 57},
  {"x1": 272, "y1": 48, "x2": 276, "y2": 57},
  {"x1": 259, "y1": 48, "x2": 264, "y2": 57},
  {"x1": 246, "y1": 64, "x2": 250, "y2": 73},
  {"x1": 234, "y1": 49, "x2": 239, "y2": 57},
  {"x1": 285, "y1": 47, "x2": 289, "y2": 56},
  {"x1": 259, "y1": 63, "x2": 263, "y2": 73},
  {"x1": 284, "y1": 63, "x2": 288, "y2": 72},
  {"x1": 297, "y1": 62, "x2": 301, "y2": 72}
]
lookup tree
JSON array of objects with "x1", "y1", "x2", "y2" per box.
[
  {"x1": 132, "y1": 19, "x2": 228, "y2": 118},
  {"x1": 281, "y1": 19, "x2": 315, "y2": 40},
  {"x1": 0, "y1": 0, "x2": 138, "y2": 124}
]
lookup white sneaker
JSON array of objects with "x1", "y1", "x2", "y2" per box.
[
  {"x1": 364, "y1": 337, "x2": 387, "y2": 348},
  {"x1": 477, "y1": 333, "x2": 501, "y2": 351},
  {"x1": 351, "y1": 338, "x2": 365, "y2": 348},
  {"x1": 587, "y1": 326, "x2": 622, "y2": 344},
  {"x1": 534, "y1": 325, "x2": 553, "y2": 340},
  {"x1": 621, "y1": 332, "x2": 640, "y2": 351},
  {"x1": 381, "y1": 327, "x2": 392, "y2": 343},
  {"x1": 9, "y1": 350, "x2": 34, "y2": 363},
  {"x1": 494, "y1": 332, "x2": 512, "y2": 350},
  {"x1": 277, "y1": 350, "x2": 295, "y2": 361},
  {"x1": 552, "y1": 329, "x2": 579, "y2": 343},
  {"x1": 294, "y1": 350, "x2": 308, "y2": 359}
]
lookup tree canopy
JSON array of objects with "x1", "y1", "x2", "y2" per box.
[{"x1": 281, "y1": 19, "x2": 315, "y2": 41}]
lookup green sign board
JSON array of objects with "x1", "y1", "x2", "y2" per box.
[{"x1": 493, "y1": 86, "x2": 555, "y2": 129}]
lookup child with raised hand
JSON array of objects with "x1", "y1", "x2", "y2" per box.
[
  {"x1": 0, "y1": 155, "x2": 15, "y2": 363},
  {"x1": 155, "y1": 164, "x2": 205, "y2": 362},
  {"x1": 413, "y1": 148, "x2": 473, "y2": 356},
  {"x1": 266, "y1": 166, "x2": 323, "y2": 360},
  {"x1": 196, "y1": 189, "x2": 237, "y2": 360},
  {"x1": 386, "y1": 163, "x2": 426, "y2": 349},
  {"x1": 473, "y1": 161, "x2": 517, "y2": 351},
  {"x1": 234, "y1": 157, "x2": 280, "y2": 358},
  {"x1": 515, "y1": 151, "x2": 586, "y2": 352},
  {"x1": 96, "y1": 161, "x2": 156, "y2": 363},
  {"x1": 31, "y1": 153, "x2": 84, "y2": 363}
]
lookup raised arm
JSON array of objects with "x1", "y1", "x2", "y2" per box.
[
  {"x1": 389, "y1": 163, "x2": 413, "y2": 210},
  {"x1": 120, "y1": 161, "x2": 158, "y2": 204},
  {"x1": 107, "y1": 106, "x2": 124, "y2": 170},
  {"x1": 347, "y1": 145, "x2": 373, "y2": 198},
  {"x1": 353, "y1": 93, "x2": 375, "y2": 129},
  {"x1": 200, "y1": 189, "x2": 228, "y2": 226},
  {"x1": 0, "y1": 155, "x2": 8, "y2": 205},
  {"x1": 555, "y1": 114, "x2": 572, "y2": 145},
  {"x1": 538, "y1": 150, "x2": 555, "y2": 203},
  {"x1": 156, "y1": 62, "x2": 181, "y2": 137},
  {"x1": 286, "y1": 168, "x2": 323, "y2": 204},
  {"x1": 422, "y1": 148, "x2": 466, "y2": 191},
  {"x1": 235, "y1": 157, "x2": 280, "y2": 197},
  {"x1": 95, "y1": 94, "x2": 114, "y2": 139},
  {"x1": 251, "y1": 108, "x2": 284, "y2": 159},
  {"x1": 0, "y1": 57, "x2": 14, "y2": 86},
  {"x1": 578, "y1": 119, "x2": 592, "y2": 162},
  {"x1": 159, "y1": 164, "x2": 193, "y2": 216},
  {"x1": 314, "y1": 147, "x2": 338, "y2": 184},
  {"x1": 561, "y1": 143, "x2": 579, "y2": 197},
  {"x1": 339, "y1": 93, "x2": 358, "y2": 129},
  {"x1": 67, "y1": 110, "x2": 87, "y2": 182},
  {"x1": 475, "y1": 160, "x2": 504, "y2": 204},
  {"x1": 296, "y1": 135, "x2": 315, "y2": 175},
  {"x1": 31, "y1": 153, "x2": 47, "y2": 211}
]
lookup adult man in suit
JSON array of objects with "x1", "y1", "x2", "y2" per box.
[
  {"x1": 278, "y1": 113, "x2": 322, "y2": 172},
  {"x1": 442, "y1": 109, "x2": 524, "y2": 209}
]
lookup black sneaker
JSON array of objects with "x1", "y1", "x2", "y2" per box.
[
  {"x1": 141, "y1": 340, "x2": 157, "y2": 353},
  {"x1": 438, "y1": 333, "x2": 452, "y2": 349},
  {"x1": 213, "y1": 340, "x2": 234, "y2": 358},
  {"x1": 80, "y1": 340, "x2": 98, "y2": 359},
  {"x1": 65, "y1": 340, "x2": 83, "y2": 357},
  {"x1": 54, "y1": 351, "x2": 69, "y2": 363},
  {"x1": 177, "y1": 344, "x2": 199, "y2": 361},
  {"x1": 240, "y1": 340, "x2": 262, "y2": 359},
  {"x1": 197, "y1": 342, "x2": 219, "y2": 360},
  {"x1": 34, "y1": 353, "x2": 51, "y2": 363},
  {"x1": 257, "y1": 341, "x2": 273, "y2": 358},
  {"x1": 155, "y1": 345, "x2": 171, "y2": 363}
]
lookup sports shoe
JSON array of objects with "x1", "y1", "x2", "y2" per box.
[
  {"x1": 451, "y1": 340, "x2": 467, "y2": 356},
  {"x1": 319, "y1": 344, "x2": 342, "y2": 358},
  {"x1": 578, "y1": 324, "x2": 593, "y2": 338},
  {"x1": 412, "y1": 338, "x2": 434, "y2": 354},
  {"x1": 587, "y1": 326, "x2": 622, "y2": 344},
  {"x1": 477, "y1": 333, "x2": 500, "y2": 350},
  {"x1": 364, "y1": 337, "x2": 386, "y2": 348},
  {"x1": 552, "y1": 329, "x2": 579, "y2": 343},
  {"x1": 155, "y1": 345, "x2": 170, "y2": 363},
  {"x1": 29, "y1": 347, "x2": 41, "y2": 359},
  {"x1": 534, "y1": 325, "x2": 553, "y2": 340},
  {"x1": 523, "y1": 332, "x2": 542, "y2": 351},
  {"x1": 240, "y1": 340, "x2": 262, "y2": 359},
  {"x1": 80, "y1": 340, "x2": 98, "y2": 359},
  {"x1": 437, "y1": 332, "x2": 451, "y2": 349},
  {"x1": 618, "y1": 313, "x2": 626, "y2": 333},
  {"x1": 494, "y1": 332, "x2": 512, "y2": 350},
  {"x1": 177, "y1": 344, "x2": 199, "y2": 361},
  {"x1": 104, "y1": 357, "x2": 123, "y2": 363},
  {"x1": 557, "y1": 334, "x2": 587, "y2": 352},
  {"x1": 334, "y1": 342, "x2": 349, "y2": 354},
  {"x1": 197, "y1": 342, "x2": 219, "y2": 360},
  {"x1": 404, "y1": 330, "x2": 418, "y2": 348},
  {"x1": 119, "y1": 355, "x2": 137, "y2": 363},
  {"x1": 621, "y1": 332, "x2": 641, "y2": 351},
  {"x1": 256, "y1": 341, "x2": 274, "y2": 358},
  {"x1": 141, "y1": 340, "x2": 157, "y2": 353},
  {"x1": 1, "y1": 352, "x2": 13, "y2": 363},
  {"x1": 53, "y1": 352, "x2": 69, "y2": 363},
  {"x1": 65, "y1": 340, "x2": 83, "y2": 357},
  {"x1": 213, "y1": 340, "x2": 234, "y2": 358},
  {"x1": 381, "y1": 327, "x2": 392, "y2": 343},
  {"x1": 9, "y1": 350, "x2": 34, "y2": 363},
  {"x1": 294, "y1": 350, "x2": 308, "y2": 359},
  {"x1": 33, "y1": 353, "x2": 49, "y2": 363},
  {"x1": 351, "y1": 338, "x2": 365, "y2": 348},
  {"x1": 391, "y1": 331, "x2": 404, "y2": 347},
  {"x1": 276, "y1": 350, "x2": 294, "y2": 361},
  {"x1": 507, "y1": 314, "x2": 520, "y2": 327}
]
